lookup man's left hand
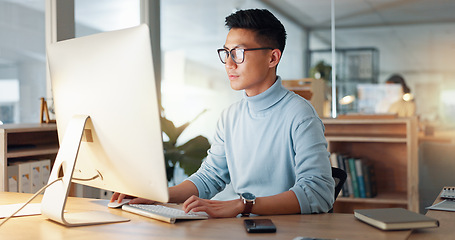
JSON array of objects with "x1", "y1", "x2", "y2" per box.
[{"x1": 182, "y1": 195, "x2": 244, "y2": 218}]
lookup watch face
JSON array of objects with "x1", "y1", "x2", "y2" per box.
[{"x1": 241, "y1": 192, "x2": 255, "y2": 201}]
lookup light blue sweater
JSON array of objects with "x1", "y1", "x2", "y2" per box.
[{"x1": 187, "y1": 77, "x2": 335, "y2": 213}]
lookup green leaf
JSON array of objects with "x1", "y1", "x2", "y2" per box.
[
  {"x1": 174, "y1": 122, "x2": 190, "y2": 142},
  {"x1": 160, "y1": 107, "x2": 210, "y2": 181},
  {"x1": 175, "y1": 136, "x2": 210, "y2": 176},
  {"x1": 161, "y1": 109, "x2": 208, "y2": 145},
  {"x1": 161, "y1": 116, "x2": 178, "y2": 145}
]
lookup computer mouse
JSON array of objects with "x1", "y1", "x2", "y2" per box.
[{"x1": 107, "y1": 199, "x2": 131, "y2": 208}]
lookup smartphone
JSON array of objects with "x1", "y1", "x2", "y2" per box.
[{"x1": 244, "y1": 219, "x2": 277, "y2": 233}]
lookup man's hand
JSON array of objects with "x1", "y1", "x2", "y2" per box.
[
  {"x1": 110, "y1": 192, "x2": 156, "y2": 205},
  {"x1": 182, "y1": 195, "x2": 244, "y2": 218}
]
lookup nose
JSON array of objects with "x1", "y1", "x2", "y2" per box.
[{"x1": 225, "y1": 55, "x2": 237, "y2": 69}]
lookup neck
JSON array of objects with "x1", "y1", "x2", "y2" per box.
[{"x1": 245, "y1": 72, "x2": 278, "y2": 97}]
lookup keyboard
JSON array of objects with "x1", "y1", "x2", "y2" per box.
[{"x1": 122, "y1": 204, "x2": 208, "y2": 224}]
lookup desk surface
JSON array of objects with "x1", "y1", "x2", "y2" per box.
[{"x1": 0, "y1": 192, "x2": 414, "y2": 240}]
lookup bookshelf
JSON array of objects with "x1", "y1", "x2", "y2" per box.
[
  {"x1": 322, "y1": 117, "x2": 419, "y2": 213},
  {"x1": 0, "y1": 123, "x2": 59, "y2": 191}
]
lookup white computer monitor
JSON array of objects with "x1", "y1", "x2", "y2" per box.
[{"x1": 41, "y1": 24, "x2": 169, "y2": 226}]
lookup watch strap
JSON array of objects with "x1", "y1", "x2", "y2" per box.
[{"x1": 242, "y1": 200, "x2": 254, "y2": 217}]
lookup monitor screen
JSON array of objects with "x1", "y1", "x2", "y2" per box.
[
  {"x1": 42, "y1": 24, "x2": 168, "y2": 226},
  {"x1": 357, "y1": 83, "x2": 403, "y2": 114}
]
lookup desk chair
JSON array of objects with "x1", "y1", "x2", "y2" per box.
[{"x1": 329, "y1": 167, "x2": 347, "y2": 213}]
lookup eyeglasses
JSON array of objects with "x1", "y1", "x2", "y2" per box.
[{"x1": 217, "y1": 47, "x2": 274, "y2": 64}]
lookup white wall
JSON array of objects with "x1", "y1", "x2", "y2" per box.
[{"x1": 0, "y1": 1, "x2": 46, "y2": 124}]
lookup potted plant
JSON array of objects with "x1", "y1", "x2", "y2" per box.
[{"x1": 160, "y1": 109, "x2": 211, "y2": 184}]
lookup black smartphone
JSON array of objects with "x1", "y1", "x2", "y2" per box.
[{"x1": 244, "y1": 219, "x2": 277, "y2": 233}]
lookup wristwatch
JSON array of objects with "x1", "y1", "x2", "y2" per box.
[{"x1": 240, "y1": 192, "x2": 256, "y2": 217}]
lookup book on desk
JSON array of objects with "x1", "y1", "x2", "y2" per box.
[{"x1": 354, "y1": 208, "x2": 439, "y2": 230}]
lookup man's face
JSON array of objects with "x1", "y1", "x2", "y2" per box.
[{"x1": 222, "y1": 28, "x2": 278, "y2": 96}]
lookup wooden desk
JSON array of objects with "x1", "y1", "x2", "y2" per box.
[{"x1": 0, "y1": 192, "x2": 413, "y2": 240}]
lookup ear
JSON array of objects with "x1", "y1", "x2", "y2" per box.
[{"x1": 268, "y1": 49, "x2": 282, "y2": 68}]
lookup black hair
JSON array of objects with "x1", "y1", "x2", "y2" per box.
[
  {"x1": 225, "y1": 9, "x2": 287, "y2": 54},
  {"x1": 386, "y1": 74, "x2": 410, "y2": 94}
]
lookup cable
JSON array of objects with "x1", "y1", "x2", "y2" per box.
[
  {"x1": 73, "y1": 170, "x2": 102, "y2": 181},
  {"x1": 0, "y1": 177, "x2": 63, "y2": 228},
  {"x1": 0, "y1": 171, "x2": 102, "y2": 228}
]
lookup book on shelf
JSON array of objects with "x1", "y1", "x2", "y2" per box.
[
  {"x1": 348, "y1": 158, "x2": 360, "y2": 198},
  {"x1": 17, "y1": 162, "x2": 31, "y2": 193},
  {"x1": 7, "y1": 165, "x2": 19, "y2": 192},
  {"x1": 335, "y1": 154, "x2": 349, "y2": 197},
  {"x1": 355, "y1": 158, "x2": 379, "y2": 198},
  {"x1": 354, "y1": 158, "x2": 366, "y2": 198},
  {"x1": 331, "y1": 153, "x2": 377, "y2": 199},
  {"x1": 30, "y1": 161, "x2": 42, "y2": 193},
  {"x1": 8, "y1": 159, "x2": 51, "y2": 193},
  {"x1": 362, "y1": 159, "x2": 377, "y2": 198},
  {"x1": 330, "y1": 152, "x2": 339, "y2": 168},
  {"x1": 354, "y1": 208, "x2": 439, "y2": 230},
  {"x1": 40, "y1": 159, "x2": 51, "y2": 187},
  {"x1": 342, "y1": 156, "x2": 354, "y2": 198}
]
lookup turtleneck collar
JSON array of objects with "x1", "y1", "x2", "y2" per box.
[{"x1": 244, "y1": 76, "x2": 288, "y2": 113}]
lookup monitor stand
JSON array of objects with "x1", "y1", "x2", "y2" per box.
[{"x1": 41, "y1": 115, "x2": 130, "y2": 227}]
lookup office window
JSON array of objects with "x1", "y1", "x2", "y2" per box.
[
  {"x1": 75, "y1": 0, "x2": 140, "y2": 37},
  {"x1": 0, "y1": 0, "x2": 142, "y2": 124},
  {"x1": 0, "y1": 0, "x2": 46, "y2": 124}
]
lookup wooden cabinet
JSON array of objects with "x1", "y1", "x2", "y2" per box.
[
  {"x1": 322, "y1": 117, "x2": 419, "y2": 213},
  {"x1": 282, "y1": 78, "x2": 328, "y2": 118},
  {"x1": 0, "y1": 124, "x2": 58, "y2": 191}
]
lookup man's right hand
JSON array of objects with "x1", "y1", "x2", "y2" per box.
[{"x1": 110, "y1": 192, "x2": 156, "y2": 204}]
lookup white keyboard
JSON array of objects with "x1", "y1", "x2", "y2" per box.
[{"x1": 122, "y1": 204, "x2": 208, "y2": 224}]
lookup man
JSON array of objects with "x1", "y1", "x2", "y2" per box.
[{"x1": 112, "y1": 8, "x2": 334, "y2": 218}]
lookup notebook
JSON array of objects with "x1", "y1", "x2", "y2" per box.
[
  {"x1": 425, "y1": 187, "x2": 455, "y2": 212},
  {"x1": 426, "y1": 199, "x2": 455, "y2": 212},
  {"x1": 440, "y1": 187, "x2": 455, "y2": 200},
  {"x1": 354, "y1": 208, "x2": 439, "y2": 230}
]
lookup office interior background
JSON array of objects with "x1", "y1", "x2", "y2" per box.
[{"x1": 1, "y1": 0, "x2": 454, "y2": 192}]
